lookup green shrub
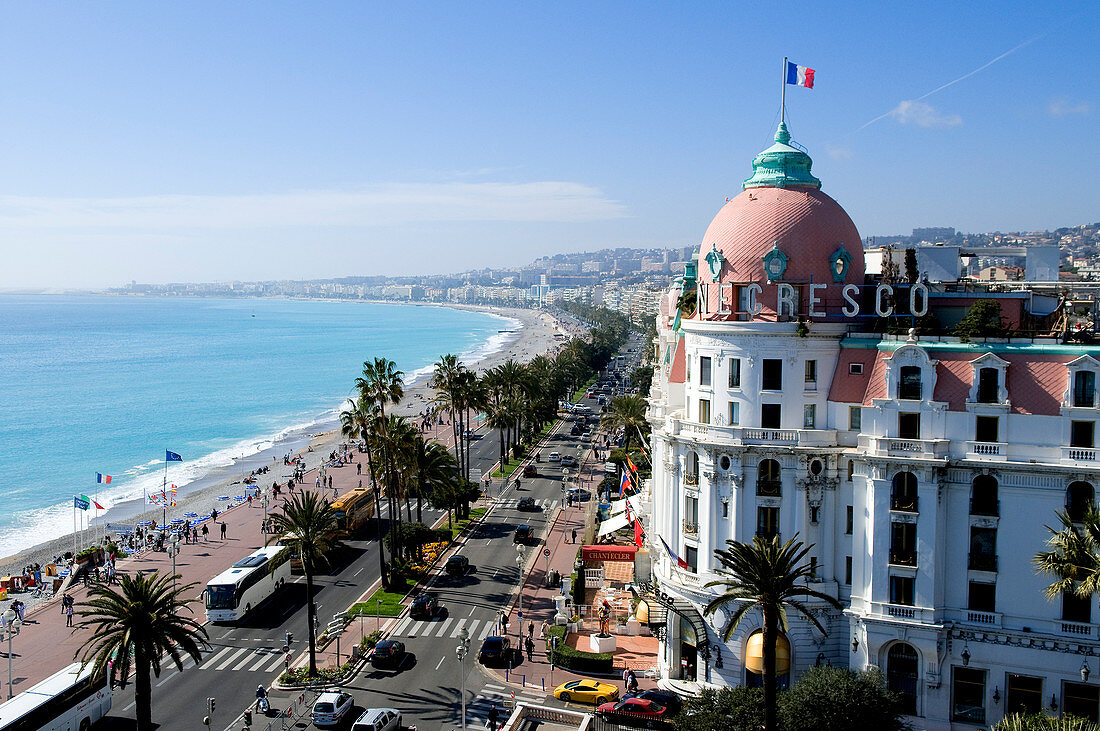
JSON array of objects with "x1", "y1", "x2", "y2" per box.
[
  {"x1": 278, "y1": 662, "x2": 354, "y2": 686},
  {"x1": 544, "y1": 625, "x2": 613, "y2": 674},
  {"x1": 676, "y1": 686, "x2": 765, "y2": 731},
  {"x1": 361, "y1": 630, "x2": 383, "y2": 649}
]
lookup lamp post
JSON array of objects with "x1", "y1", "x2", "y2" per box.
[
  {"x1": 455, "y1": 627, "x2": 470, "y2": 730},
  {"x1": 3, "y1": 609, "x2": 21, "y2": 699},
  {"x1": 167, "y1": 538, "x2": 179, "y2": 591}
]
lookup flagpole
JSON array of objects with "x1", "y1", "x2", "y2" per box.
[
  {"x1": 162, "y1": 452, "x2": 168, "y2": 527},
  {"x1": 781, "y1": 56, "x2": 787, "y2": 124}
]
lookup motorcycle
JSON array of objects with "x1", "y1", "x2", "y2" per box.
[{"x1": 256, "y1": 696, "x2": 269, "y2": 714}]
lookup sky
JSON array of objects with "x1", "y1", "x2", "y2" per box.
[{"x1": 0, "y1": 2, "x2": 1096, "y2": 289}]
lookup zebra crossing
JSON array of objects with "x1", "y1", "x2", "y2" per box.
[
  {"x1": 496, "y1": 497, "x2": 558, "y2": 511},
  {"x1": 389, "y1": 615, "x2": 501, "y2": 641},
  {"x1": 465, "y1": 683, "x2": 546, "y2": 729},
  {"x1": 195, "y1": 645, "x2": 288, "y2": 674}
]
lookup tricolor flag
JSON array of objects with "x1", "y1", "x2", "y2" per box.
[
  {"x1": 626, "y1": 456, "x2": 639, "y2": 477},
  {"x1": 786, "y1": 60, "x2": 815, "y2": 89},
  {"x1": 165, "y1": 450, "x2": 183, "y2": 462},
  {"x1": 660, "y1": 537, "x2": 690, "y2": 571},
  {"x1": 95, "y1": 473, "x2": 112, "y2": 484},
  {"x1": 618, "y1": 471, "x2": 633, "y2": 498}
]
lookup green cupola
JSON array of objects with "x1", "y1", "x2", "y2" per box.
[{"x1": 742, "y1": 122, "x2": 822, "y2": 190}]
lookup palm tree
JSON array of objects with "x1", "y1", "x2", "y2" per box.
[
  {"x1": 1034, "y1": 508, "x2": 1100, "y2": 602},
  {"x1": 605, "y1": 393, "x2": 649, "y2": 455},
  {"x1": 704, "y1": 534, "x2": 842, "y2": 731},
  {"x1": 267, "y1": 491, "x2": 345, "y2": 675},
  {"x1": 76, "y1": 572, "x2": 208, "y2": 731},
  {"x1": 431, "y1": 354, "x2": 466, "y2": 477},
  {"x1": 410, "y1": 437, "x2": 458, "y2": 524}
]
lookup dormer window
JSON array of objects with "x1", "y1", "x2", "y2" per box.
[
  {"x1": 899, "y1": 366, "x2": 923, "y2": 400},
  {"x1": 978, "y1": 369, "x2": 999, "y2": 403},
  {"x1": 968, "y1": 353, "x2": 1009, "y2": 406},
  {"x1": 883, "y1": 344, "x2": 937, "y2": 403}
]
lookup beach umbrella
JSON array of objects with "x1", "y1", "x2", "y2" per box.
[
  {"x1": 184, "y1": 512, "x2": 198, "y2": 518},
  {"x1": 218, "y1": 495, "x2": 230, "y2": 501},
  {"x1": 234, "y1": 495, "x2": 245, "y2": 501}
]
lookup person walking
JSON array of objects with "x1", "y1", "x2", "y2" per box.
[
  {"x1": 65, "y1": 601, "x2": 74, "y2": 627},
  {"x1": 571, "y1": 528, "x2": 577, "y2": 544},
  {"x1": 201, "y1": 524, "x2": 209, "y2": 541},
  {"x1": 524, "y1": 635, "x2": 534, "y2": 662},
  {"x1": 220, "y1": 522, "x2": 227, "y2": 540},
  {"x1": 487, "y1": 704, "x2": 499, "y2": 731},
  {"x1": 622, "y1": 667, "x2": 631, "y2": 692}
]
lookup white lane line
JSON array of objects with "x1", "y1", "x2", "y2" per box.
[
  {"x1": 233, "y1": 651, "x2": 260, "y2": 671},
  {"x1": 354, "y1": 567, "x2": 364, "y2": 577},
  {"x1": 393, "y1": 616, "x2": 413, "y2": 636},
  {"x1": 203, "y1": 646, "x2": 234, "y2": 666},
  {"x1": 433, "y1": 617, "x2": 454, "y2": 637},
  {"x1": 468, "y1": 606, "x2": 476, "y2": 616},
  {"x1": 155, "y1": 669, "x2": 177, "y2": 687},
  {"x1": 479, "y1": 621, "x2": 494, "y2": 640},
  {"x1": 484, "y1": 683, "x2": 505, "y2": 690},
  {"x1": 450, "y1": 618, "x2": 467, "y2": 638},
  {"x1": 435, "y1": 656, "x2": 446, "y2": 670},
  {"x1": 487, "y1": 539, "x2": 492, "y2": 545},
  {"x1": 249, "y1": 653, "x2": 272, "y2": 672},
  {"x1": 215, "y1": 647, "x2": 250, "y2": 671},
  {"x1": 264, "y1": 654, "x2": 286, "y2": 673},
  {"x1": 466, "y1": 619, "x2": 481, "y2": 638},
  {"x1": 410, "y1": 620, "x2": 426, "y2": 636},
  {"x1": 122, "y1": 700, "x2": 137, "y2": 712}
]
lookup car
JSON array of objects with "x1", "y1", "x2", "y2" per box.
[
  {"x1": 517, "y1": 497, "x2": 538, "y2": 511},
  {"x1": 625, "y1": 689, "x2": 683, "y2": 716},
  {"x1": 463, "y1": 429, "x2": 475, "y2": 439},
  {"x1": 368, "y1": 639, "x2": 406, "y2": 669},
  {"x1": 478, "y1": 636, "x2": 511, "y2": 665},
  {"x1": 311, "y1": 690, "x2": 355, "y2": 727},
  {"x1": 553, "y1": 679, "x2": 620, "y2": 705},
  {"x1": 566, "y1": 487, "x2": 590, "y2": 502},
  {"x1": 409, "y1": 594, "x2": 439, "y2": 619},
  {"x1": 597, "y1": 697, "x2": 672, "y2": 722},
  {"x1": 548, "y1": 451, "x2": 561, "y2": 462},
  {"x1": 597, "y1": 396, "x2": 607, "y2": 405},
  {"x1": 445, "y1": 554, "x2": 469, "y2": 575},
  {"x1": 522, "y1": 464, "x2": 537, "y2": 477},
  {"x1": 351, "y1": 708, "x2": 402, "y2": 731},
  {"x1": 560, "y1": 455, "x2": 578, "y2": 468},
  {"x1": 570, "y1": 425, "x2": 583, "y2": 436},
  {"x1": 513, "y1": 525, "x2": 534, "y2": 544}
]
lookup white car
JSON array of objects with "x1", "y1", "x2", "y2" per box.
[
  {"x1": 312, "y1": 690, "x2": 355, "y2": 727},
  {"x1": 548, "y1": 451, "x2": 561, "y2": 462},
  {"x1": 351, "y1": 708, "x2": 402, "y2": 731}
]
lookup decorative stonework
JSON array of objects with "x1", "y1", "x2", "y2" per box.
[{"x1": 762, "y1": 243, "x2": 789, "y2": 282}]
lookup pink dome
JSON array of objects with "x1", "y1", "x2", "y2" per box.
[{"x1": 696, "y1": 186, "x2": 864, "y2": 320}]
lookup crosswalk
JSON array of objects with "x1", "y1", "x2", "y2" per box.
[
  {"x1": 197, "y1": 645, "x2": 288, "y2": 674},
  {"x1": 389, "y1": 615, "x2": 503, "y2": 641},
  {"x1": 496, "y1": 498, "x2": 558, "y2": 511},
  {"x1": 465, "y1": 683, "x2": 546, "y2": 729}
]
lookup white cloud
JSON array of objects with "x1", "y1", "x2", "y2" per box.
[
  {"x1": 0, "y1": 181, "x2": 627, "y2": 229},
  {"x1": 825, "y1": 144, "x2": 853, "y2": 161},
  {"x1": 1048, "y1": 98, "x2": 1091, "y2": 117},
  {"x1": 889, "y1": 100, "x2": 962, "y2": 128}
]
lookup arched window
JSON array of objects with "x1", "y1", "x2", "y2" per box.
[
  {"x1": 1067, "y1": 482, "x2": 1095, "y2": 523},
  {"x1": 899, "y1": 366, "x2": 923, "y2": 400},
  {"x1": 887, "y1": 643, "x2": 919, "y2": 715},
  {"x1": 891, "y1": 472, "x2": 919, "y2": 512},
  {"x1": 971, "y1": 475, "x2": 999, "y2": 517},
  {"x1": 745, "y1": 630, "x2": 790, "y2": 690},
  {"x1": 757, "y1": 459, "x2": 781, "y2": 496}
]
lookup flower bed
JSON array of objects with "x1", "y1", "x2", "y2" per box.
[{"x1": 545, "y1": 624, "x2": 614, "y2": 675}]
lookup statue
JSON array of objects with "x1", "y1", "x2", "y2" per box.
[{"x1": 598, "y1": 602, "x2": 611, "y2": 637}]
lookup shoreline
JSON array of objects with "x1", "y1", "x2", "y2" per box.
[{"x1": 0, "y1": 303, "x2": 572, "y2": 577}]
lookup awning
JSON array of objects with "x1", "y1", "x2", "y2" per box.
[
  {"x1": 582, "y1": 545, "x2": 638, "y2": 562},
  {"x1": 607, "y1": 496, "x2": 642, "y2": 516},
  {"x1": 745, "y1": 631, "x2": 790, "y2": 674},
  {"x1": 632, "y1": 581, "x2": 710, "y2": 654},
  {"x1": 597, "y1": 512, "x2": 630, "y2": 537}
]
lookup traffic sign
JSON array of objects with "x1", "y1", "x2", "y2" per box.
[
  {"x1": 543, "y1": 548, "x2": 551, "y2": 557},
  {"x1": 518, "y1": 611, "x2": 523, "y2": 619}
]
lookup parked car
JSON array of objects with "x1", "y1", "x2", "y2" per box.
[
  {"x1": 597, "y1": 697, "x2": 672, "y2": 722},
  {"x1": 478, "y1": 636, "x2": 511, "y2": 666},
  {"x1": 513, "y1": 525, "x2": 534, "y2": 544},
  {"x1": 560, "y1": 455, "x2": 578, "y2": 468},
  {"x1": 368, "y1": 639, "x2": 406, "y2": 669},
  {"x1": 548, "y1": 451, "x2": 561, "y2": 462},
  {"x1": 445, "y1": 554, "x2": 469, "y2": 575},
  {"x1": 517, "y1": 497, "x2": 538, "y2": 511},
  {"x1": 351, "y1": 708, "x2": 402, "y2": 731},
  {"x1": 409, "y1": 594, "x2": 439, "y2": 619},
  {"x1": 566, "y1": 487, "x2": 590, "y2": 502},
  {"x1": 553, "y1": 679, "x2": 619, "y2": 705},
  {"x1": 522, "y1": 464, "x2": 538, "y2": 477},
  {"x1": 311, "y1": 690, "x2": 355, "y2": 727},
  {"x1": 625, "y1": 689, "x2": 683, "y2": 716}
]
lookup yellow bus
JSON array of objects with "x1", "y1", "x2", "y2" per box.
[{"x1": 331, "y1": 488, "x2": 375, "y2": 535}]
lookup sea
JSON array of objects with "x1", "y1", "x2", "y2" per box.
[{"x1": 0, "y1": 295, "x2": 516, "y2": 560}]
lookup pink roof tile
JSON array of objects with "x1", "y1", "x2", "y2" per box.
[
  {"x1": 1005, "y1": 354, "x2": 1070, "y2": 415},
  {"x1": 827, "y1": 349, "x2": 878, "y2": 403},
  {"x1": 862, "y1": 353, "x2": 888, "y2": 403},
  {"x1": 669, "y1": 336, "x2": 687, "y2": 384}
]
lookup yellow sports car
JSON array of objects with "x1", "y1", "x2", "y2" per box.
[{"x1": 553, "y1": 679, "x2": 620, "y2": 705}]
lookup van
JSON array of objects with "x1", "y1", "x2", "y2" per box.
[{"x1": 351, "y1": 708, "x2": 402, "y2": 731}]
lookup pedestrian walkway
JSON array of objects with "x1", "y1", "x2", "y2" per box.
[
  {"x1": 494, "y1": 497, "x2": 558, "y2": 512},
  {"x1": 466, "y1": 682, "x2": 546, "y2": 729},
  {"x1": 388, "y1": 615, "x2": 500, "y2": 642}
]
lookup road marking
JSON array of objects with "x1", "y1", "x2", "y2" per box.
[
  {"x1": 434, "y1": 617, "x2": 454, "y2": 637},
  {"x1": 249, "y1": 653, "x2": 273, "y2": 672},
  {"x1": 204, "y1": 646, "x2": 234, "y2": 666},
  {"x1": 393, "y1": 616, "x2": 413, "y2": 636},
  {"x1": 479, "y1": 621, "x2": 494, "y2": 640},
  {"x1": 122, "y1": 700, "x2": 137, "y2": 712},
  {"x1": 154, "y1": 669, "x2": 177, "y2": 687},
  {"x1": 492, "y1": 569, "x2": 499, "y2": 579},
  {"x1": 264, "y1": 654, "x2": 286, "y2": 673},
  {"x1": 486, "y1": 539, "x2": 492, "y2": 545},
  {"x1": 468, "y1": 606, "x2": 476, "y2": 616},
  {"x1": 466, "y1": 619, "x2": 481, "y2": 638},
  {"x1": 233, "y1": 651, "x2": 260, "y2": 671},
  {"x1": 354, "y1": 567, "x2": 364, "y2": 577},
  {"x1": 435, "y1": 656, "x2": 446, "y2": 670},
  {"x1": 450, "y1": 618, "x2": 467, "y2": 637},
  {"x1": 215, "y1": 647, "x2": 250, "y2": 671},
  {"x1": 410, "y1": 620, "x2": 426, "y2": 636}
]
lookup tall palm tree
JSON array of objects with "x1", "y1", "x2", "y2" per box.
[
  {"x1": 76, "y1": 572, "x2": 208, "y2": 731},
  {"x1": 356, "y1": 357, "x2": 404, "y2": 588},
  {"x1": 431, "y1": 354, "x2": 465, "y2": 478},
  {"x1": 267, "y1": 491, "x2": 345, "y2": 674},
  {"x1": 605, "y1": 394, "x2": 649, "y2": 455},
  {"x1": 410, "y1": 437, "x2": 458, "y2": 524},
  {"x1": 704, "y1": 534, "x2": 842, "y2": 731},
  {"x1": 1034, "y1": 508, "x2": 1100, "y2": 601}
]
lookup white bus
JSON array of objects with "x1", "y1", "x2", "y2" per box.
[
  {"x1": 0, "y1": 662, "x2": 111, "y2": 731},
  {"x1": 205, "y1": 545, "x2": 291, "y2": 623}
]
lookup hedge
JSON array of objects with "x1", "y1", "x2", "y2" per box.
[{"x1": 545, "y1": 624, "x2": 614, "y2": 674}]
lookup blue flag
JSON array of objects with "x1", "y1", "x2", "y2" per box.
[{"x1": 165, "y1": 450, "x2": 183, "y2": 462}]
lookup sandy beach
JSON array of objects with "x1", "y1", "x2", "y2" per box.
[{"x1": 0, "y1": 303, "x2": 575, "y2": 578}]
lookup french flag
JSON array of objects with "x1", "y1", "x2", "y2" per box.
[
  {"x1": 786, "y1": 61, "x2": 815, "y2": 89},
  {"x1": 96, "y1": 473, "x2": 112, "y2": 484},
  {"x1": 660, "y1": 537, "x2": 690, "y2": 571}
]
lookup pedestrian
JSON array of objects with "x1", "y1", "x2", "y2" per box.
[
  {"x1": 65, "y1": 603, "x2": 74, "y2": 627},
  {"x1": 356, "y1": 463, "x2": 361, "y2": 475},
  {"x1": 247, "y1": 494, "x2": 253, "y2": 507},
  {"x1": 333, "y1": 485, "x2": 338, "y2": 499},
  {"x1": 192, "y1": 526, "x2": 199, "y2": 543},
  {"x1": 623, "y1": 667, "x2": 631, "y2": 691},
  {"x1": 540, "y1": 621, "x2": 548, "y2": 640},
  {"x1": 525, "y1": 636, "x2": 534, "y2": 662},
  {"x1": 220, "y1": 522, "x2": 227, "y2": 539},
  {"x1": 202, "y1": 524, "x2": 209, "y2": 541},
  {"x1": 316, "y1": 476, "x2": 321, "y2": 489},
  {"x1": 211, "y1": 507, "x2": 218, "y2": 522},
  {"x1": 487, "y1": 704, "x2": 499, "y2": 731},
  {"x1": 628, "y1": 669, "x2": 639, "y2": 693},
  {"x1": 571, "y1": 528, "x2": 577, "y2": 544},
  {"x1": 528, "y1": 620, "x2": 534, "y2": 638},
  {"x1": 61, "y1": 592, "x2": 70, "y2": 615}
]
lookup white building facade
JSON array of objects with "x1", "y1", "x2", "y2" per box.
[{"x1": 644, "y1": 122, "x2": 1100, "y2": 729}]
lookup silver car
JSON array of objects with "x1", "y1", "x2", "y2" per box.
[{"x1": 351, "y1": 707, "x2": 402, "y2": 731}]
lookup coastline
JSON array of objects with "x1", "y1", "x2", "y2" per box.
[{"x1": 0, "y1": 303, "x2": 571, "y2": 577}]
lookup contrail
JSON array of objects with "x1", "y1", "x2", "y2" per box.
[{"x1": 853, "y1": 17, "x2": 1078, "y2": 133}]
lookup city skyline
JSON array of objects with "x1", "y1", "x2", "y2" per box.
[{"x1": 0, "y1": 2, "x2": 1096, "y2": 289}]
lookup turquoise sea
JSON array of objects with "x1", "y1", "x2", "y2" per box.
[{"x1": 0, "y1": 295, "x2": 513, "y2": 559}]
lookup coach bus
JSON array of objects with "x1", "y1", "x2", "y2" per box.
[
  {"x1": 205, "y1": 545, "x2": 291, "y2": 623},
  {"x1": 0, "y1": 662, "x2": 111, "y2": 731},
  {"x1": 331, "y1": 488, "x2": 375, "y2": 535}
]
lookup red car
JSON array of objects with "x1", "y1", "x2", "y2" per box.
[{"x1": 596, "y1": 697, "x2": 671, "y2": 723}]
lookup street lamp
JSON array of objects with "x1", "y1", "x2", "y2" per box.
[
  {"x1": 167, "y1": 534, "x2": 180, "y2": 591},
  {"x1": 2, "y1": 609, "x2": 21, "y2": 699},
  {"x1": 455, "y1": 627, "x2": 470, "y2": 730}
]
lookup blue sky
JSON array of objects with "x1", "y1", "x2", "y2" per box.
[{"x1": 0, "y1": 2, "x2": 1095, "y2": 288}]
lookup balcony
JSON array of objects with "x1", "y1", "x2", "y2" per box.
[
  {"x1": 889, "y1": 550, "x2": 917, "y2": 567},
  {"x1": 966, "y1": 441, "x2": 1007, "y2": 461},
  {"x1": 670, "y1": 419, "x2": 836, "y2": 447},
  {"x1": 965, "y1": 610, "x2": 1002, "y2": 627},
  {"x1": 1063, "y1": 447, "x2": 1098, "y2": 463},
  {"x1": 1062, "y1": 621, "x2": 1093, "y2": 636},
  {"x1": 886, "y1": 604, "x2": 917, "y2": 620},
  {"x1": 870, "y1": 436, "x2": 949, "y2": 460},
  {"x1": 890, "y1": 495, "x2": 919, "y2": 513},
  {"x1": 756, "y1": 480, "x2": 782, "y2": 497},
  {"x1": 682, "y1": 520, "x2": 698, "y2": 536},
  {"x1": 968, "y1": 552, "x2": 998, "y2": 572},
  {"x1": 969, "y1": 499, "x2": 1000, "y2": 517}
]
